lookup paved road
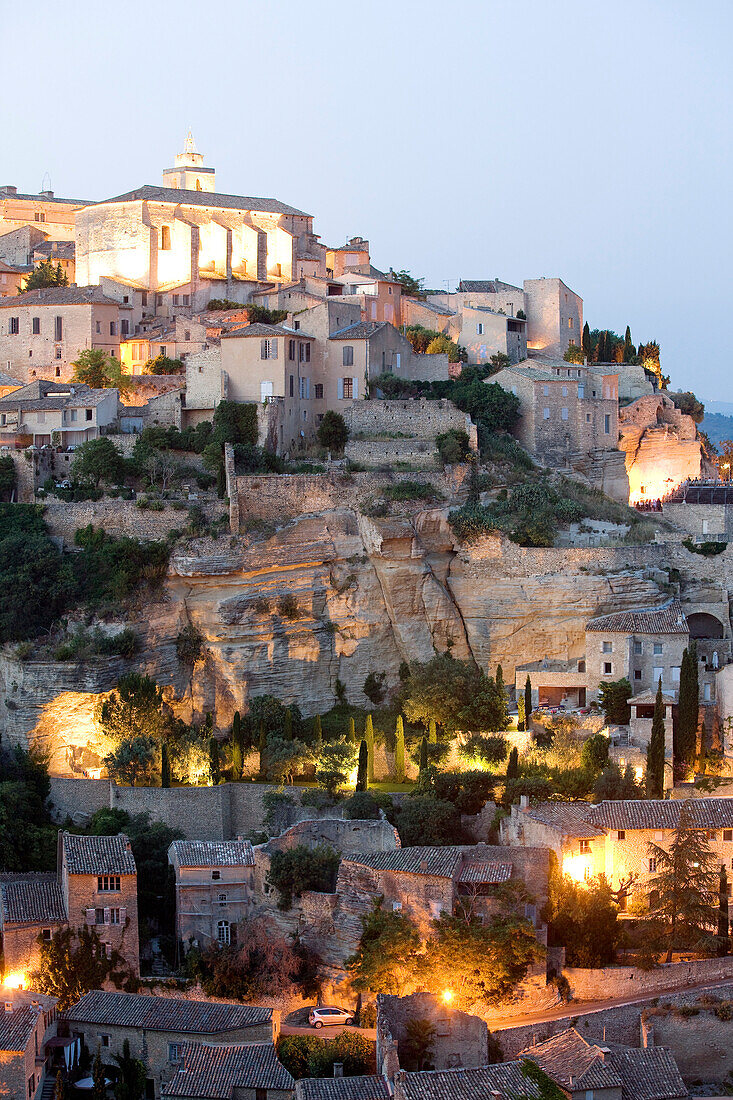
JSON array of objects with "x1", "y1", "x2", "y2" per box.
[{"x1": 488, "y1": 975, "x2": 733, "y2": 1032}]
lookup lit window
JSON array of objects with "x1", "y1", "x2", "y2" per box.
[
  {"x1": 568, "y1": 317, "x2": 573, "y2": 329},
  {"x1": 579, "y1": 840, "x2": 591, "y2": 854},
  {"x1": 649, "y1": 858, "x2": 657, "y2": 873}
]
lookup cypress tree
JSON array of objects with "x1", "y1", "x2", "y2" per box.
[
  {"x1": 161, "y1": 742, "x2": 171, "y2": 788},
  {"x1": 428, "y1": 718, "x2": 437, "y2": 744},
  {"x1": 349, "y1": 716, "x2": 357, "y2": 744},
  {"x1": 623, "y1": 325, "x2": 635, "y2": 363},
  {"x1": 258, "y1": 720, "x2": 267, "y2": 778},
  {"x1": 356, "y1": 740, "x2": 368, "y2": 791},
  {"x1": 646, "y1": 677, "x2": 666, "y2": 798},
  {"x1": 314, "y1": 714, "x2": 323, "y2": 750},
  {"x1": 231, "y1": 737, "x2": 242, "y2": 782},
  {"x1": 395, "y1": 716, "x2": 406, "y2": 783},
  {"x1": 419, "y1": 736, "x2": 428, "y2": 775},
  {"x1": 284, "y1": 708, "x2": 293, "y2": 740},
  {"x1": 506, "y1": 745, "x2": 519, "y2": 781},
  {"x1": 677, "y1": 644, "x2": 698, "y2": 773},
  {"x1": 209, "y1": 736, "x2": 221, "y2": 784},
  {"x1": 525, "y1": 676, "x2": 533, "y2": 728},
  {"x1": 517, "y1": 695, "x2": 526, "y2": 732},
  {"x1": 582, "y1": 321, "x2": 592, "y2": 361},
  {"x1": 365, "y1": 714, "x2": 375, "y2": 783},
  {"x1": 496, "y1": 664, "x2": 508, "y2": 726},
  {"x1": 718, "y1": 865, "x2": 730, "y2": 957}
]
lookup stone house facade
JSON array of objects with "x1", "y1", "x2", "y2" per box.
[
  {"x1": 502, "y1": 797, "x2": 733, "y2": 914},
  {"x1": 0, "y1": 380, "x2": 119, "y2": 449},
  {"x1": 453, "y1": 304, "x2": 527, "y2": 365},
  {"x1": 0, "y1": 287, "x2": 129, "y2": 384},
  {"x1": 62, "y1": 991, "x2": 276, "y2": 1099},
  {"x1": 168, "y1": 840, "x2": 256, "y2": 953},
  {"x1": 120, "y1": 316, "x2": 207, "y2": 375},
  {"x1": 377, "y1": 992, "x2": 488, "y2": 1073},
  {"x1": 0, "y1": 832, "x2": 139, "y2": 980},
  {"x1": 585, "y1": 600, "x2": 690, "y2": 702},
  {"x1": 0, "y1": 260, "x2": 29, "y2": 298},
  {"x1": 523, "y1": 277, "x2": 583, "y2": 358},
  {"x1": 329, "y1": 270, "x2": 403, "y2": 327},
  {"x1": 0, "y1": 992, "x2": 59, "y2": 1100},
  {"x1": 0, "y1": 185, "x2": 84, "y2": 243}
]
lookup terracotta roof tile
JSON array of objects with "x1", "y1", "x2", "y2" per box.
[
  {"x1": 329, "y1": 322, "x2": 387, "y2": 340},
  {"x1": 586, "y1": 600, "x2": 688, "y2": 635},
  {"x1": 0, "y1": 286, "x2": 122, "y2": 308},
  {"x1": 295, "y1": 1076, "x2": 390, "y2": 1100},
  {"x1": 0, "y1": 879, "x2": 66, "y2": 924},
  {"x1": 163, "y1": 1042, "x2": 293, "y2": 1097},
  {"x1": 520, "y1": 1029, "x2": 622, "y2": 1090},
  {"x1": 456, "y1": 861, "x2": 512, "y2": 885},
  {"x1": 61, "y1": 833, "x2": 136, "y2": 877},
  {"x1": 169, "y1": 841, "x2": 254, "y2": 868},
  {"x1": 65, "y1": 991, "x2": 272, "y2": 1033}
]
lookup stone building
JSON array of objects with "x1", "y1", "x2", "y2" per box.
[
  {"x1": 0, "y1": 991, "x2": 59, "y2": 1100},
  {"x1": 523, "y1": 277, "x2": 583, "y2": 358},
  {"x1": 585, "y1": 600, "x2": 690, "y2": 702},
  {"x1": 491, "y1": 359, "x2": 619, "y2": 468},
  {"x1": 377, "y1": 993, "x2": 488, "y2": 1073},
  {"x1": 168, "y1": 840, "x2": 256, "y2": 953},
  {"x1": 0, "y1": 185, "x2": 87, "y2": 243},
  {"x1": 162, "y1": 1042, "x2": 294, "y2": 1100},
  {"x1": 0, "y1": 380, "x2": 119, "y2": 448},
  {"x1": 502, "y1": 797, "x2": 733, "y2": 913},
  {"x1": 31, "y1": 240, "x2": 76, "y2": 284},
  {"x1": 63, "y1": 991, "x2": 276, "y2": 1099},
  {"x1": 453, "y1": 304, "x2": 527, "y2": 365},
  {"x1": 0, "y1": 259, "x2": 29, "y2": 298},
  {"x1": 120, "y1": 316, "x2": 207, "y2": 375},
  {"x1": 0, "y1": 286, "x2": 129, "y2": 383},
  {"x1": 75, "y1": 137, "x2": 325, "y2": 312},
  {"x1": 0, "y1": 832, "x2": 139, "y2": 980}
]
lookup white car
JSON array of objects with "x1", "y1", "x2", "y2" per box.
[{"x1": 308, "y1": 1007, "x2": 354, "y2": 1029}]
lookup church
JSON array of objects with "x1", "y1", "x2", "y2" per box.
[{"x1": 74, "y1": 134, "x2": 326, "y2": 310}]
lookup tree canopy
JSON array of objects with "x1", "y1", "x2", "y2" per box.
[
  {"x1": 22, "y1": 260, "x2": 69, "y2": 292},
  {"x1": 71, "y1": 348, "x2": 130, "y2": 392},
  {"x1": 401, "y1": 654, "x2": 511, "y2": 734}
]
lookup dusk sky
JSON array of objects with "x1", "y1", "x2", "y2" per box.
[{"x1": 4, "y1": 0, "x2": 730, "y2": 399}]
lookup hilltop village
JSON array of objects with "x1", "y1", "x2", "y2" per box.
[{"x1": 2, "y1": 136, "x2": 733, "y2": 1100}]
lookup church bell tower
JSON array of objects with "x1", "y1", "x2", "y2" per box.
[{"x1": 162, "y1": 131, "x2": 216, "y2": 193}]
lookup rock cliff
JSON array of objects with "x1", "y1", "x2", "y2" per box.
[{"x1": 619, "y1": 393, "x2": 713, "y2": 503}]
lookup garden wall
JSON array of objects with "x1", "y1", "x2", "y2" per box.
[
  {"x1": 343, "y1": 399, "x2": 473, "y2": 442},
  {"x1": 41, "y1": 497, "x2": 224, "y2": 545},
  {"x1": 563, "y1": 956, "x2": 733, "y2": 1002}
]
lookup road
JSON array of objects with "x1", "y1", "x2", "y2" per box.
[{"x1": 487, "y1": 975, "x2": 733, "y2": 1032}]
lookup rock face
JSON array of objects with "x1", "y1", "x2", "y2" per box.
[{"x1": 619, "y1": 394, "x2": 711, "y2": 503}]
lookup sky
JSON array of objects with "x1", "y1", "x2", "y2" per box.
[{"x1": 2, "y1": 0, "x2": 731, "y2": 399}]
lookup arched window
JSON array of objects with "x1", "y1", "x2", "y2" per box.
[
  {"x1": 217, "y1": 920, "x2": 230, "y2": 945},
  {"x1": 195, "y1": 179, "x2": 202, "y2": 191}
]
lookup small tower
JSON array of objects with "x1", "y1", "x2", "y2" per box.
[{"x1": 162, "y1": 131, "x2": 215, "y2": 193}]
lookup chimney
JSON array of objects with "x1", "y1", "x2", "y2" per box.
[
  {"x1": 333, "y1": 1063, "x2": 344, "y2": 1078},
  {"x1": 4, "y1": 1001, "x2": 13, "y2": 1013},
  {"x1": 2, "y1": 186, "x2": 17, "y2": 195},
  {"x1": 520, "y1": 794, "x2": 530, "y2": 811},
  {"x1": 419, "y1": 859, "x2": 428, "y2": 872},
  {"x1": 40, "y1": 190, "x2": 54, "y2": 199}
]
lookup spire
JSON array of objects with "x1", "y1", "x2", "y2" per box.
[{"x1": 183, "y1": 130, "x2": 197, "y2": 155}]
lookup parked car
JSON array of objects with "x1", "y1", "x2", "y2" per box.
[{"x1": 309, "y1": 1007, "x2": 354, "y2": 1029}]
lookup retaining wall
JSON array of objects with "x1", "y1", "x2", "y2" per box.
[{"x1": 563, "y1": 956, "x2": 733, "y2": 1002}]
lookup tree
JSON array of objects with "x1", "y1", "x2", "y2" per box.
[
  {"x1": 143, "y1": 354, "x2": 184, "y2": 375},
  {"x1": 315, "y1": 738, "x2": 356, "y2": 794},
  {"x1": 402, "y1": 655, "x2": 511, "y2": 734},
  {"x1": 594, "y1": 762, "x2": 640, "y2": 801},
  {"x1": 563, "y1": 345, "x2": 585, "y2": 364},
  {"x1": 423, "y1": 913, "x2": 544, "y2": 1009},
  {"x1": 71, "y1": 348, "x2": 130, "y2": 392},
  {"x1": 348, "y1": 716, "x2": 357, "y2": 744},
  {"x1": 356, "y1": 740, "x2": 368, "y2": 792},
  {"x1": 72, "y1": 437, "x2": 125, "y2": 488},
  {"x1": 580, "y1": 733, "x2": 610, "y2": 774},
  {"x1": 160, "y1": 742, "x2": 171, "y2": 789},
  {"x1": 718, "y1": 865, "x2": 730, "y2": 957},
  {"x1": 544, "y1": 873, "x2": 620, "y2": 967},
  {"x1": 394, "y1": 716, "x2": 406, "y2": 782},
  {"x1": 316, "y1": 410, "x2": 348, "y2": 453},
  {"x1": 647, "y1": 800, "x2": 718, "y2": 962},
  {"x1": 112, "y1": 1039, "x2": 146, "y2": 1100},
  {"x1": 266, "y1": 736, "x2": 312, "y2": 784},
  {"x1": 31, "y1": 927, "x2": 118, "y2": 1009},
  {"x1": 277, "y1": 1033, "x2": 371, "y2": 1080},
  {"x1": 396, "y1": 796, "x2": 461, "y2": 847},
  {"x1": 284, "y1": 709, "x2": 293, "y2": 740},
  {"x1": 365, "y1": 714, "x2": 375, "y2": 783},
  {"x1": 428, "y1": 719, "x2": 437, "y2": 744},
  {"x1": 401, "y1": 1018, "x2": 436, "y2": 1071},
  {"x1": 21, "y1": 260, "x2": 69, "y2": 292},
  {"x1": 95, "y1": 673, "x2": 168, "y2": 754},
  {"x1": 519, "y1": 1060, "x2": 568, "y2": 1100},
  {"x1": 0, "y1": 455, "x2": 16, "y2": 502},
  {"x1": 363, "y1": 671, "x2": 386, "y2": 706},
  {"x1": 104, "y1": 735, "x2": 158, "y2": 786},
  {"x1": 201, "y1": 915, "x2": 318, "y2": 999},
  {"x1": 209, "y1": 736, "x2": 221, "y2": 784},
  {"x1": 390, "y1": 270, "x2": 425, "y2": 298},
  {"x1": 676, "y1": 644, "x2": 699, "y2": 774},
  {"x1": 92, "y1": 1046, "x2": 107, "y2": 1100},
  {"x1": 347, "y1": 899, "x2": 422, "y2": 994},
  {"x1": 53, "y1": 1072, "x2": 67, "y2": 1100},
  {"x1": 267, "y1": 845, "x2": 341, "y2": 909},
  {"x1": 258, "y1": 720, "x2": 267, "y2": 777},
  {"x1": 646, "y1": 678, "x2": 666, "y2": 798},
  {"x1": 506, "y1": 746, "x2": 519, "y2": 782},
  {"x1": 598, "y1": 678, "x2": 632, "y2": 725},
  {"x1": 418, "y1": 736, "x2": 428, "y2": 776},
  {"x1": 313, "y1": 715, "x2": 323, "y2": 751},
  {"x1": 525, "y1": 676, "x2": 532, "y2": 727}
]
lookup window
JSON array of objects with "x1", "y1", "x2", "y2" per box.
[
  {"x1": 707, "y1": 830, "x2": 717, "y2": 840},
  {"x1": 543, "y1": 407, "x2": 550, "y2": 420},
  {"x1": 633, "y1": 640, "x2": 643, "y2": 655},
  {"x1": 342, "y1": 346, "x2": 354, "y2": 367},
  {"x1": 110, "y1": 909, "x2": 121, "y2": 924},
  {"x1": 217, "y1": 920, "x2": 230, "y2": 945},
  {"x1": 168, "y1": 1044, "x2": 184, "y2": 1064},
  {"x1": 602, "y1": 641, "x2": 613, "y2": 654},
  {"x1": 294, "y1": 320, "x2": 300, "y2": 330},
  {"x1": 100, "y1": 1035, "x2": 110, "y2": 1048},
  {"x1": 568, "y1": 317, "x2": 574, "y2": 329},
  {"x1": 141, "y1": 292, "x2": 148, "y2": 307},
  {"x1": 314, "y1": 383, "x2": 323, "y2": 399},
  {"x1": 476, "y1": 323, "x2": 484, "y2": 335},
  {"x1": 161, "y1": 226, "x2": 171, "y2": 250},
  {"x1": 341, "y1": 377, "x2": 354, "y2": 399},
  {"x1": 561, "y1": 407, "x2": 569, "y2": 421},
  {"x1": 32, "y1": 317, "x2": 40, "y2": 335},
  {"x1": 156, "y1": 294, "x2": 163, "y2": 306},
  {"x1": 634, "y1": 669, "x2": 642, "y2": 681},
  {"x1": 653, "y1": 643, "x2": 663, "y2": 655},
  {"x1": 183, "y1": 295, "x2": 190, "y2": 306},
  {"x1": 604, "y1": 662, "x2": 612, "y2": 675},
  {"x1": 562, "y1": 385, "x2": 568, "y2": 396},
  {"x1": 260, "y1": 339, "x2": 277, "y2": 360},
  {"x1": 218, "y1": 893, "x2": 227, "y2": 903},
  {"x1": 586, "y1": 413, "x2": 591, "y2": 422},
  {"x1": 260, "y1": 381, "x2": 273, "y2": 402},
  {"x1": 36, "y1": 411, "x2": 45, "y2": 424},
  {"x1": 172, "y1": 295, "x2": 179, "y2": 305},
  {"x1": 35, "y1": 211, "x2": 46, "y2": 223},
  {"x1": 109, "y1": 322, "x2": 117, "y2": 336},
  {"x1": 9, "y1": 317, "x2": 19, "y2": 334},
  {"x1": 649, "y1": 858, "x2": 657, "y2": 873},
  {"x1": 121, "y1": 320, "x2": 129, "y2": 336},
  {"x1": 255, "y1": 1090, "x2": 267, "y2": 1100},
  {"x1": 725, "y1": 830, "x2": 733, "y2": 842},
  {"x1": 653, "y1": 666, "x2": 664, "y2": 684},
  {"x1": 604, "y1": 413, "x2": 611, "y2": 434},
  {"x1": 543, "y1": 385, "x2": 549, "y2": 396},
  {"x1": 578, "y1": 384, "x2": 584, "y2": 398},
  {"x1": 288, "y1": 339, "x2": 296, "y2": 361},
  {"x1": 579, "y1": 840, "x2": 591, "y2": 854},
  {"x1": 28, "y1": 1076, "x2": 35, "y2": 1099},
  {"x1": 69, "y1": 409, "x2": 77, "y2": 422},
  {"x1": 704, "y1": 682, "x2": 712, "y2": 701},
  {"x1": 97, "y1": 875, "x2": 121, "y2": 892},
  {"x1": 41, "y1": 928, "x2": 52, "y2": 941},
  {"x1": 671, "y1": 666, "x2": 680, "y2": 683},
  {"x1": 617, "y1": 830, "x2": 626, "y2": 841},
  {"x1": 95, "y1": 908, "x2": 105, "y2": 924},
  {"x1": 211, "y1": 870, "x2": 221, "y2": 881},
  {"x1": 184, "y1": 329, "x2": 190, "y2": 341}
]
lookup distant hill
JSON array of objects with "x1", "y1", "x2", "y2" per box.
[{"x1": 700, "y1": 411, "x2": 733, "y2": 447}]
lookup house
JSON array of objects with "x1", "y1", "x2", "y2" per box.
[
  {"x1": 62, "y1": 991, "x2": 276, "y2": 1098},
  {"x1": 0, "y1": 185, "x2": 87, "y2": 243},
  {"x1": 295, "y1": 1080, "x2": 389, "y2": 1100},
  {"x1": 453, "y1": 304, "x2": 526, "y2": 365},
  {"x1": 0, "y1": 380, "x2": 119, "y2": 449},
  {"x1": 328, "y1": 270, "x2": 403, "y2": 327},
  {"x1": 502, "y1": 796, "x2": 733, "y2": 912},
  {"x1": 75, "y1": 136, "x2": 325, "y2": 313},
  {"x1": 377, "y1": 993, "x2": 488, "y2": 1073},
  {"x1": 0, "y1": 226, "x2": 51, "y2": 269},
  {"x1": 0, "y1": 991, "x2": 59, "y2": 1100},
  {"x1": 325, "y1": 238, "x2": 372, "y2": 278},
  {"x1": 0, "y1": 259, "x2": 30, "y2": 298},
  {"x1": 491, "y1": 359, "x2": 619, "y2": 468},
  {"x1": 31, "y1": 240, "x2": 76, "y2": 284},
  {"x1": 168, "y1": 840, "x2": 256, "y2": 953},
  {"x1": 0, "y1": 832, "x2": 139, "y2": 981},
  {"x1": 0, "y1": 286, "x2": 129, "y2": 383},
  {"x1": 120, "y1": 316, "x2": 207, "y2": 375},
  {"x1": 163, "y1": 1042, "x2": 294, "y2": 1100},
  {"x1": 585, "y1": 599, "x2": 691, "y2": 702}
]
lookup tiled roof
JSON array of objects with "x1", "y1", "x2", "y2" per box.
[
  {"x1": 0, "y1": 286, "x2": 122, "y2": 308},
  {"x1": 98, "y1": 185, "x2": 309, "y2": 218},
  {"x1": 1, "y1": 878, "x2": 66, "y2": 924},
  {"x1": 609, "y1": 1047, "x2": 687, "y2": 1100},
  {"x1": 329, "y1": 321, "x2": 387, "y2": 340},
  {"x1": 456, "y1": 861, "x2": 512, "y2": 885},
  {"x1": 33, "y1": 241, "x2": 75, "y2": 259},
  {"x1": 295, "y1": 1077, "x2": 390, "y2": 1100},
  {"x1": 164, "y1": 1042, "x2": 293, "y2": 1097},
  {"x1": 342, "y1": 847, "x2": 464, "y2": 878},
  {"x1": 170, "y1": 841, "x2": 254, "y2": 868},
  {"x1": 0, "y1": 188, "x2": 90, "y2": 206},
  {"x1": 411, "y1": 300, "x2": 454, "y2": 315},
  {"x1": 65, "y1": 991, "x2": 272, "y2": 1034},
  {"x1": 520, "y1": 802, "x2": 606, "y2": 839},
  {"x1": 493, "y1": 365, "x2": 561, "y2": 383},
  {"x1": 0, "y1": 370, "x2": 23, "y2": 386},
  {"x1": 220, "y1": 322, "x2": 312, "y2": 340},
  {"x1": 520, "y1": 1029, "x2": 622, "y2": 1090},
  {"x1": 0, "y1": 1005, "x2": 43, "y2": 1053},
  {"x1": 0, "y1": 259, "x2": 27, "y2": 274},
  {"x1": 397, "y1": 1062, "x2": 542, "y2": 1100},
  {"x1": 586, "y1": 600, "x2": 688, "y2": 635},
  {"x1": 61, "y1": 833, "x2": 136, "y2": 876},
  {"x1": 458, "y1": 279, "x2": 522, "y2": 294},
  {"x1": 588, "y1": 798, "x2": 733, "y2": 831}
]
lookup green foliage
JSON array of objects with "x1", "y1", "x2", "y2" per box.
[
  {"x1": 96, "y1": 673, "x2": 168, "y2": 748},
  {"x1": 71, "y1": 347, "x2": 130, "y2": 392},
  {"x1": 402, "y1": 654, "x2": 510, "y2": 733},
  {"x1": 545, "y1": 873, "x2": 620, "y2": 967},
  {"x1": 73, "y1": 438, "x2": 126, "y2": 488},
  {"x1": 277, "y1": 1032, "x2": 372, "y2": 1080},
  {"x1": 503, "y1": 775, "x2": 554, "y2": 806},
  {"x1": 356, "y1": 740, "x2": 368, "y2": 791},
  {"x1": 0, "y1": 455, "x2": 16, "y2": 501},
  {"x1": 365, "y1": 714, "x2": 375, "y2": 783},
  {"x1": 383, "y1": 480, "x2": 439, "y2": 502},
  {"x1": 160, "y1": 742, "x2": 171, "y2": 789},
  {"x1": 646, "y1": 679, "x2": 666, "y2": 798},
  {"x1": 525, "y1": 676, "x2": 533, "y2": 727},
  {"x1": 31, "y1": 926, "x2": 120, "y2": 1009},
  {"x1": 401, "y1": 1018, "x2": 436, "y2": 1071},
  {"x1": 594, "y1": 762, "x2": 641, "y2": 801},
  {"x1": 676, "y1": 643, "x2": 699, "y2": 774},
  {"x1": 506, "y1": 747, "x2": 520, "y2": 781},
  {"x1": 278, "y1": 593, "x2": 301, "y2": 620},
  {"x1": 22, "y1": 260, "x2": 69, "y2": 291},
  {"x1": 0, "y1": 504, "x2": 71, "y2": 642},
  {"x1": 342, "y1": 790, "x2": 394, "y2": 821},
  {"x1": 265, "y1": 736, "x2": 312, "y2": 783},
  {"x1": 143, "y1": 354, "x2": 184, "y2": 375},
  {"x1": 436, "y1": 429, "x2": 470, "y2": 464},
  {"x1": 395, "y1": 716, "x2": 406, "y2": 782},
  {"x1": 315, "y1": 737, "x2": 357, "y2": 794},
  {"x1": 0, "y1": 748, "x2": 56, "y2": 871},
  {"x1": 72, "y1": 525, "x2": 169, "y2": 608},
  {"x1": 247, "y1": 695, "x2": 305, "y2": 742},
  {"x1": 112, "y1": 1039, "x2": 147, "y2": 1100},
  {"x1": 175, "y1": 624, "x2": 206, "y2": 667},
  {"x1": 391, "y1": 271, "x2": 425, "y2": 298},
  {"x1": 682, "y1": 538, "x2": 727, "y2": 556},
  {"x1": 458, "y1": 733, "x2": 508, "y2": 768},
  {"x1": 208, "y1": 736, "x2": 221, "y2": 784},
  {"x1": 104, "y1": 735, "x2": 158, "y2": 786},
  {"x1": 598, "y1": 678, "x2": 632, "y2": 724},
  {"x1": 198, "y1": 915, "x2": 319, "y2": 1000},
  {"x1": 519, "y1": 1059, "x2": 568, "y2": 1100},
  {"x1": 431, "y1": 770, "x2": 495, "y2": 816},
  {"x1": 481, "y1": 430, "x2": 534, "y2": 470},
  {"x1": 669, "y1": 390, "x2": 705, "y2": 423},
  {"x1": 397, "y1": 795, "x2": 461, "y2": 847},
  {"x1": 363, "y1": 672, "x2": 386, "y2": 706},
  {"x1": 54, "y1": 626, "x2": 138, "y2": 662},
  {"x1": 347, "y1": 898, "x2": 422, "y2": 994},
  {"x1": 267, "y1": 844, "x2": 341, "y2": 909},
  {"x1": 316, "y1": 410, "x2": 349, "y2": 452},
  {"x1": 563, "y1": 345, "x2": 586, "y2": 364},
  {"x1": 212, "y1": 400, "x2": 259, "y2": 447},
  {"x1": 580, "y1": 733, "x2": 610, "y2": 774},
  {"x1": 719, "y1": 865, "x2": 730, "y2": 957}
]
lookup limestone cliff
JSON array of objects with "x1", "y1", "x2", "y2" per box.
[{"x1": 618, "y1": 393, "x2": 713, "y2": 503}]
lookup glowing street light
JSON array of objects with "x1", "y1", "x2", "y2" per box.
[
  {"x1": 3, "y1": 971, "x2": 26, "y2": 990},
  {"x1": 441, "y1": 989, "x2": 454, "y2": 1005}
]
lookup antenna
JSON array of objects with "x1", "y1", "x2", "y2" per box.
[{"x1": 41, "y1": 171, "x2": 52, "y2": 193}]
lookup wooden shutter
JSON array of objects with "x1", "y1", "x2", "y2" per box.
[
  {"x1": 352, "y1": 377, "x2": 359, "y2": 399},
  {"x1": 85, "y1": 908, "x2": 95, "y2": 925},
  {"x1": 103, "y1": 908, "x2": 111, "y2": 925},
  {"x1": 337, "y1": 378, "x2": 344, "y2": 400}
]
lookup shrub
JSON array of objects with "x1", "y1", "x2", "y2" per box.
[
  {"x1": 683, "y1": 538, "x2": 727, "y2": 556},
  {"x1": 267, "y1": 844, "x2": 341, "y2": 909},
  {"x1": 317, "y1": 411, "x2": 349, "y2": 453},
  {"x1": 383, "y1": 480, "x2": 438, "y2": 502},
  {"x1": 436, "y1": 429, "x2": 470, "y2": 465},
  {"x1": 278, "y1": 594, "x2": 301, "y2": 620}
]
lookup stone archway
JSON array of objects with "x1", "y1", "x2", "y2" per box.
[{"x1": 687, "y1": 612, "x2": 725, "y2": 639}]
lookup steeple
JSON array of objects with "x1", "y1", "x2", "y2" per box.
[{"x1": 162, "y1": 132, "x2": 215, "y2": 193}]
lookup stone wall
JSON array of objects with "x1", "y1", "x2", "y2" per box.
[
  {"x1": 377, "y1": 993, "x2": 488, "y2": 1073},
  {"x1": 343, "y1": 399, "x2": 472, "y2": 441},
  {"x1": 41, "y1": 497, "x2": 222, "y2": 545},
  {"x1": 345, "y1": 439, "x2": 440, "y2": 469},
  {"x1": 562, "y1": 956, "x2": 733, "y2": 1002}
]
